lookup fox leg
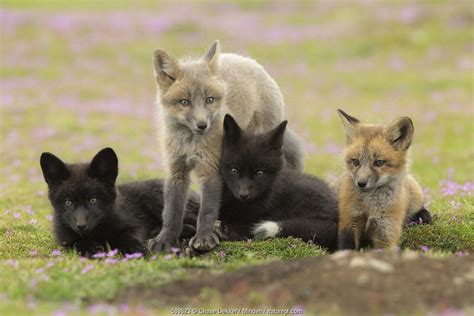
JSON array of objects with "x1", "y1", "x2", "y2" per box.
[
  {"x1": 352, "y1": 215, "x2": 367, "y2": 250},
  {"x1": 189, "y1": 176, "x2": 223, "y2": 252},
  {"x1": 370, "y1": 218, "x2": 403, "y2": 249},
  {"x1": 149, "y1": 158, "x2": 190, "y2": 253}
]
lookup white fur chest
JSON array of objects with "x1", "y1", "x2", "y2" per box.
[{"x1": 361, "y1": 186, "x2": 397, "y2": 218}]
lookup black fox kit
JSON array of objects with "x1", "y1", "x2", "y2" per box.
[
  {"x1": 336, "y1": 110, "x2": 432, "y2": 250},
  {"x1": 40, "y1": 148, "x2": 199, "y2": 257},
  {"x1": 149, "y1": 41, "x2": 304, "y2": 253},
  {"x1": 217, "y1": 115, "x2": 338, "y2": 250}
]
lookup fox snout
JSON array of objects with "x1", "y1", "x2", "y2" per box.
[
  {"x1": 235, "y1": 178, "x2": 254, "y2": 201},
  {"x1": 74, "y1": 208, "x2": 89, "y2": 232},
  {"x1": 188, "y1": 106, "x2": 212, "y2": 134},
  {"x1": 353, "y1": 166, "x2": 378, "y2": 190}
]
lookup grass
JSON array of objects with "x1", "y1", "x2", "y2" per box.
[{"x1": 1, "y1": 0, "x2": 473, "y2": 314}]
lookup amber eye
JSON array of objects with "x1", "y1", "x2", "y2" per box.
[
  {"x1": 206, "y1": 97, "x2": 214, "y2": 104},
  {"x1": 89, "y1": 197, "x2": 97, "y2": 204},
  {"x1": 231, "y1": 168, "x2": 239, "y2": 174},
  {"x1": 374, "y1": 160, "x2": 385, "y2": 167},
  {"x1": 180, "y1": 99, "x2": 190, "y2": 106},
  {"x1": 352, "y1": 159, "x2": 360, "y2": 166},
  {"x1": 65, "y1": 200, "x2": 73, "y2": 207},
  {"x1": 256, "y1": 170, "x2": 264, "y2": 177}
]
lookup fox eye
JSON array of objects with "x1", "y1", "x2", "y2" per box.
[
  {"x1": 65, "y1": 200, "x2": 73, "y2": 207},
  {"x1": 256, "y1": 170, "x2": 264, "y2": 177},
  {"x1": 231, "y1": 168, "x2": 239, "y2": 174},
  {"x1": 352, "y1": 159, "x2": 360, "y2": 166},
  {"x1": 180, "y1": 99, "x2": 190, "y2": 106},
  {"x1": 89, "y1": 197, "x2": 97, "y2": 204},
  {"x1": 206, "y1": 97, "x2": 214, "y2": 104},
  {"x1": 374, "y1": 160, "x2": 385, "y2": 167}
]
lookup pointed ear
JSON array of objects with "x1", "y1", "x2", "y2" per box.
[
  {"x1": 40, "y1": 152, "x2": 70, "y2": 185},
  {"x1": 88, "y1": 148, "x2": 118, "y2": 184},
  {"x1": 203, "y1": 40, "x2": 220, "y2": 74},
  {"x1": 384, "y1": 117, "x2": 414, "y2": 150},
  {"x1": 153, "y1": 48, "x2": 181, "y2": 92},
  {"x1": 337, "y1": 109, "x2": 360, "y2": 145},
  {"x1": 267, "y1": 120, "x2": 287, "y2": 150},
  {"x1": 223, "y1": 114, "x2": 241, "y2": 144}
]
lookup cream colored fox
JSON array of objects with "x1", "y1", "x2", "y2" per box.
[
  {"x1": 336, "y1": 109, "x2": 432, "y2": 250},
  {"x1": 148, "y1": 41, "x2": 304, "y2": 253}
]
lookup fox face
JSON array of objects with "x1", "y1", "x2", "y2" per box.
[
  {"x1": 338, "y1": 109, "x2": 414, "y2": 190},
  {"x1": 153, "y1": 41, "x2": 225, "y2": 135},
  {"x1": 40, "y1": 148, "x2": 118, "y2": 235},
  {"x1": 220, "y1": 115, "x2": 286, "y2": 202}
]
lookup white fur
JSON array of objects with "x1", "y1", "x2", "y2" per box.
[{"x1": 252, "y1": 221, "x2": 281, "y2": 239}]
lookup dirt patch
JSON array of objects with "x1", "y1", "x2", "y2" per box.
[{"x1": 117, "y1": 251, "x2": 474, "y2": 315}]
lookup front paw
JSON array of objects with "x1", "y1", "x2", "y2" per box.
[
  {"x1": 74, "y1": 240, "x2": 104, "y2": 258},
  {"x1": 189, "y1": 232, "x2": 220, "y2": 252},
  {"x1": 213, "y1": 220, "x2": 230, "y2": 241},
  {"x1": 148, "y1": 232, "x2": 178, "y2": 254}
]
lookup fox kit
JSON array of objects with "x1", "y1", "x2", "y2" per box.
[
  {"x1": 217, "y1": 115, "x2": 338, "y2": 250},
  {"x1": 40, "y1": 148, "x2": 199, "y2": 257},
  {"x1": 149, "y1": 41, "x2": 304, "y2": 253},
  {"x1": 336, "y1": 109, "x2": 432, "y2": 250}
]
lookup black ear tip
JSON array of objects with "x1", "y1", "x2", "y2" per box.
[{"x1": 280, "y1": 120, "x2": 288, "y2": 128}]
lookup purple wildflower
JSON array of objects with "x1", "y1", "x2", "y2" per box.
[
  {"x1": 421, "y1": 245, "x2": 429, "y2": 252},
  {"x1": 218, "y1": 251, "x2": 226, "y2": 258},
  {"x1": 29, "y1": 218, "x2": 38, "y2": 225},
  {"x1": 105, "y1": 258, "x2": 118, "y2": 265},
  {"x1": 13, "y1": 212, "x2": 21, "y2": 219},
  {"x1": 124, "y1": 252, "x2": 143, "y2": 259},
  {"x1": 46, "y1": 214, "x2": 54, "y2": 222},
  {"x1": 164, "y1": 254, "x2": 173, "y2": 260},
  {"x1": 92, "y1": 252, "x2": 106, "y2": 259},
  {"x1": 29, "y1": 249, "x2": 38, "y2": 257},
  {"x1": 106, "y1": 249, "x2": 118, "y2": 257},
  {"x1": 81, "y1": 264, "x2": 93, "y2": 274},
  {"x1": 52, "y1": 249, "x2": 61, "y2": 257}
]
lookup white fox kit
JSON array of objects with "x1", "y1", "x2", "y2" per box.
[
  {"x1": 337, "y1": 109, "x2": 432, "y2": 250},
  {"x1": 149, "y1": 41, "x2": 304, "y2": 253}
]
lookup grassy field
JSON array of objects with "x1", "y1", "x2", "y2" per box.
[{"x1": 0, "y1": 1, "x2": 473, "y2": 315}]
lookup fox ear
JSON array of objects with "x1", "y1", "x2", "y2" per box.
[
  {"x1": 88, "y1": 148, "x2": 118, "y2": 184},
  {"x1": 384, "y1": 117, "x2": 414, "y2": 150},
  {"x1": 40, "y1": 152, "x2": 70, "y2": 185},
  {"x1": 153, "y1": 49, "x2": 181, "y2": 92},
  {"x1": 223, "y1": 114, "x2": 241, "y2": 144},
  {"x1": 203, "y1": 40, "x2": 220, "y2": 74},
  {"x1": 267, "y1": 121, "x2": 287, "y2": 150},
  {"x1": 337, "y1": 109, "x2": 360, "y2": 144}
]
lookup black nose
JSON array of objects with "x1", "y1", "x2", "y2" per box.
[
  {"x1": 77, "y1": 224, "x2": 87, "y2": 231},
  {"x1": 197, "y1": 122, "x2": 208, "y2": 130},
  {"x1": 357, "y1": 182, "x2": 367, "y2": 188},
  {"x1": 239, "y1": 193, "x2": 249, "y2": 200}
]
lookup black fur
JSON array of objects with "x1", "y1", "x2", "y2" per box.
[
  {"x1": 406, "y1": 206, "x2": 433, "y2": 225},
  {"x1": 218, "y1": 115, "x2": 339, "y2": 251},
  {"x1": 40, "y1": 148, "x2": 199, "y2": 257}
]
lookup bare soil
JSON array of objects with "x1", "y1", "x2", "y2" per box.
[{"x1": 117, "y1": 251, "x2": 474, "y2": 315}]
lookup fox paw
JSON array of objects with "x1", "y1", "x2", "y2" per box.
[
  {"x1": 408, "y1": 207, "x2": 432, "y2": 225},
  {"x1": 73, "y1": 240, "x2": 104, "y2": 258},
  {"x1": 213, "y1": 220, "x2": 230, "y2": 241},
  {"x1": 252, "y1": 221, "x2": 281, "y2": 239},
  {"x1": 147, "y1": 234, "x2": 178, "y2": 254},
  {"x1": 189, "y1": 232, "x2": 220, "y2": 252}
]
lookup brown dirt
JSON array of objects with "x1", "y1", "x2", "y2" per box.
[{"x1": 117, "y1": 251, "x2": 474, "y2": 315}]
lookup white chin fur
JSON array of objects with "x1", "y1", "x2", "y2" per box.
[{"x1": 252, "y1": 221, "x2": 281, "y2": 239}]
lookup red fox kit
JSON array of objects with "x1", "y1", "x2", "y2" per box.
[{"x1": 337, "y1": 109, "x2": 432, "y2": 250}]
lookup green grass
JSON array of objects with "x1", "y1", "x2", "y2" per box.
[{"x1": 0, "y1": 0, "x2": 473, "y2": 314}]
